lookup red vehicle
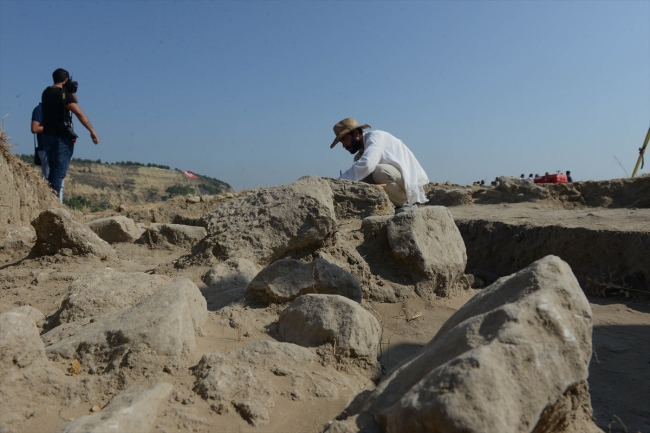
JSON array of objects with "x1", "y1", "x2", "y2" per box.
[{"x1": 534, "y1": 174, "x2": 568, "y2": 184}]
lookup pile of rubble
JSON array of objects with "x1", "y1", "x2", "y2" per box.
[{"x1": 0, "y1": 175, "x2": 603, "y2": 433}]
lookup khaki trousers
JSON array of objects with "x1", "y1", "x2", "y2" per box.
[{"x1": 363, "y1": 164, "x2": 408, "y2": 207}]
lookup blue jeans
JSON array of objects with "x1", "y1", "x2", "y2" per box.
[
  {"x1": 37, "y1": 149, "x2": 50, "y2": 180},
  {"x1": 43, "y1": 134, "x2": 74, "y2": 200}
]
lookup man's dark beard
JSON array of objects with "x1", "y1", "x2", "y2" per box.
[{"x1": 347, "y1": 135, "x2": 362, "y2": 154}]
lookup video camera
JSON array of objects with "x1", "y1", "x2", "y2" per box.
[{"x1": 64, "y1": 75, "x2": 78, "y2": 94}]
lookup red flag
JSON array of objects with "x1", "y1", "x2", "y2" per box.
[{"x1": 181, "y1": 170, "x2": 198, "y2": 179}]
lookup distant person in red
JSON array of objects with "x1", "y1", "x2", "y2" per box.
[
  {"x1": 41, "y1": 68, "x2": 99, "y2": 202},
  {"x1": 567, "y1": 171, "x2": 573, "y2": 182}
]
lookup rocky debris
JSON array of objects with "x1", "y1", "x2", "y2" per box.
[
  {"x1": 31, "y1": 208, "x2": 115, "y2": 257},
  {"x1": 56, "y1": 268, "x2": 172, "y2": 324},
  {"x1": 323, "y1": 177, "x2": 394, "y2": 219},
  {"x1": 59, "y1": 382, "x2": 173, "y2": 433},
  {"x1": 0, "y1": 311, "x2": 73, "y2": 433},
  {"x1": 43, "y1": 278, "x2": 207, "y2": 379},
  {"x1": 194, "y1": 340, "x2": 359, "y2": 426},
  {"x1": 87, "y1": 215, "x2": 143, "y2": 243},
  {"x1": 202, "y1": 258, "x2": 261, "y2": 310},
  {"x1": 361, "y1": 206, "x2": 467, "y2": 299},
  {"x1": 194, "y1": 176, "x2": 337, "y2": 265},
  {"x1": 186, "y1": 196, "x2": 201, "y2": 204},
  {"x1": 278, "y1": 294, "x2": 381, "y2": 359},
  {"x1": 247, "y1": 258, "x2": 363, "y2": 305},
  {"x1": 137, "y1": 223, "x2": 207, "y2": 247},
  {"x1": 344, "y1": 256, "x2": 599, "y2": 433}
]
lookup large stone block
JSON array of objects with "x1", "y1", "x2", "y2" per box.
[
  {"x1": 31, "y1": 208, "x2": 115, "y2": 257},
  {"x1": 194, "y1": 340, "x2": 358, "y2": 426},
  {"x1": 202, "y1": 258, "x2": 261, "y2": 310},
  {"x1": 43, "y1": 278, "x2": 207, "y2": 376},
  {"x1": 278, "y1": 294, "x2": 380, "y2": 359},
  {"x1": 196, "y1": 176, "x2": 337, "y2": 265},
  {"x1": 56, "y1": 268, "x2": 172, "y2": 324},
  {"x1": 361, "y1": 206, "x2": 467, "y2": 298},
  {"x1": 87, "y1": 215, "x2": 142, "y2": 243},
  {"x1": 137, "y1": 223, "x2": 207, "y2": 247},
  {"x1": 323, "y1": 177, "x2": 394, "y2": 219},
  {"x1": 59, "y1": 382, "x2": 173, "y2": 433},
  {"x1": 247, "y1": 258, "x2": 363, "y2": 304},
  {"x1": 0, "y1": 311, "x2": 72, "y2": 433},
  {"x1": 352, "y1": 256, "x2": 600, "y2": 433}
]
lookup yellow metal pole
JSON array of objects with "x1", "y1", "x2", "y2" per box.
[{"x1": 631, "y1": 126, "x2": 650, "y2": 178}]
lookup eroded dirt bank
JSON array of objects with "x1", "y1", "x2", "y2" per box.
[{"x1": 451, "y1": 205, "x2": 650, "y2": 295}]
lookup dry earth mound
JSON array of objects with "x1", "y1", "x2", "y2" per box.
[
  {"x1": 0, "y1": 131, "x2": 57, "y2": 231},
  {"x1": 425, "y1": 175, "x2": 650, "y2": 209}
]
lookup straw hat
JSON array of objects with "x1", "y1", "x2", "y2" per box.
[{"x1": 330, "y1": 118, "x2": 370, "y2": 148}]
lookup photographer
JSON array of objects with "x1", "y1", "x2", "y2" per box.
[{"x1": 41, "y1": 68, "x2": 99, "y2": 201}]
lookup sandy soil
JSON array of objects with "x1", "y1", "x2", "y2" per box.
[
  {"x1": 450, "y1": 202, "x2": 650, "y2": 232},
  {"x1": 1, "y1": 201, "x2": 648, "y2": 433}
]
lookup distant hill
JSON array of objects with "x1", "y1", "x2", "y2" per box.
[{"x1": 17, "y1": 155, "x2": 233, "y2": 211}]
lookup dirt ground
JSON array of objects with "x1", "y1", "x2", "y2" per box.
[{"x1": 1, "y1": 199, "x2": 648, "y2": 433}]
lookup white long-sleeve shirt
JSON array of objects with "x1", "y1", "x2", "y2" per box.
[{"x1": 339, "y1": 130, "x2": 429, "y2": 204}]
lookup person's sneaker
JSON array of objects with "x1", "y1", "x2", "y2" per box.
[{"x1": 395, "y1": 204, "x2": 415, "y2": 214}]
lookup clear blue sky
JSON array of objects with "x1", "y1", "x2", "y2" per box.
[{"x1": 1, "y1": 0, "x2": 649, "y2": 189}]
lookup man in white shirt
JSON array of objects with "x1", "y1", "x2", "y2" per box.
[{"x1": 330, "y1": 118, "x2": 429, "y2": 207}]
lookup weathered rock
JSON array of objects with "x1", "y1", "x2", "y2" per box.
[
  {"x1": 203, "y1": 257, "x2": 260, "y2": 288},
  {"x1": 196, "y1": 176, "x2": 337, "y2": 265},
  {"x1": 278, "y1": 294, "x2": 381, "y2": 359},
  {"x1": 56, "y1": 268, "x2": 172, "y2": 324},
  {"x1": 7, "y1": 305, "x2": 45, "y2": 328},
  {"x1": 0, "y1": 310, "x2": 47, "y2": 369},
  {"x1": 194, "y1": 340, "x2": 359, "y2": 426},
  {"x1": 87, "y1": 215, "x2": 143, "y2": 243},
  {"x1": 323, "y1": 177, "x2": 394, "y2": 219},
  {"x1": 59, "y1": 382, "x2": 173, "y2": 433},
  {"x1": 352, "y1": 256, "x2": 600, "y2": 433},
  {"x1": 497, "y1": 176, "x2": 521, "y2": 193},
  {"x1": 31, "y1": 208, "x2": 115, "y2": 257},
  {"x1": 137, "y1": 223, "x2": 207, "y2": 247},
  {"x1": 247, "y1": 258, "x2": 363, "y2": 304},
  {"x1": 483, "y1": 188, "x2": 503, "y2": 198},
  {"x1": 320, "y1": 420, "x2": 358, "y2": 433},
  {"x1": 194, "y1": 341, "x2": 315, "y2": 426},
  {"x1": 0, "y1": 311, "x2": 73, "y2": 433},
  {"x1": 1, "y1": 225, "x2": 36, "y2": 250},
  {"x1": 361, "y1": 206, "x2": 467, "y2": 299},
  {"x1": 202, "y1": 258, "x2": 261, "y2": 310},
  {"x1": 43, "y1": 278, "x2": 207, "y2": 377}
]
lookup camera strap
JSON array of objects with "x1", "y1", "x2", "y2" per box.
[{"x1": 61, "y1": 87, "x2": 73, "y2": 131}]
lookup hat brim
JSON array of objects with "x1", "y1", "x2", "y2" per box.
[{"x1": 330, "y1": 124, "x2": 370, "y2": 148}]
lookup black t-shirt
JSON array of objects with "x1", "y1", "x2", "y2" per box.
[{"x1": 41, "y1": 86, "x2": 74, "y2": 137}]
